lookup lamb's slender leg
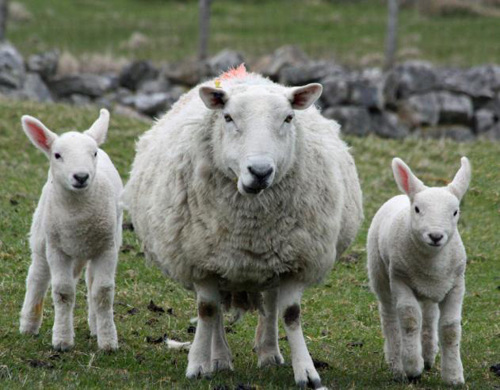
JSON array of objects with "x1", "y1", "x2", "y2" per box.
[
  {"x1": 20, "y1": 251, "x2": 51, "y2": 335},
  {"x1": 255, "y1": 288, "x2": 284, "y2": 367},
  {"x1": 186, "y1": 278, "x2": 219, "y2": 378},
  {"x1": 379, "y1": 299, "x2": 404, "y2": 379},
  {"x1": 88, "y1": 248, "x2": 118, "y2": 351},
  {"x1": 210, "y1": 304, "x2": 233, "y2": 372},
  {"x1": 278, "y1": 280, "x2": 322, "y2": 389},
  {"x1": 439, "y1": 279, "x2": 465, "y2": 386},
  {"x1": 421, "y1": 300, "x2": 439, "y2": 370},
  {"x1": 85, "y1": 266, "x2": 97, "y2": 336},
  {"x1": 48, "y1": 247, "x2": 76, "y2": 351},
  {"x1": 392, "y1": 278, "x2": 424, "y2": 381}
]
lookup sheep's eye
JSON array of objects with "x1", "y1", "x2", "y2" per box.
[
  {"x1": 415, "y1": 206, "x2": 420, "y2": 214},
  {"x1": 224, "y1": 114, "x2": 233, "y2": 123},
  {"x1": 453, "y1": 210, "x2": 458, "y2": 216},
  {"x1": 94, "y1": 151, "x2": 97, "y2": 157},
  {"x1": 54, "y1": 153, "x2": 61, "y2": 160},
  {"x1": 284, "y1": 114, "x2": 294, "y2": 123}
]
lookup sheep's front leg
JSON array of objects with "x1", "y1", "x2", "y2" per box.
[
  {"x1": 48, "y1": 247, "x2": 76, "y2": 351},
  {"x1": 392, "y1": 278, "x2": 424, "y2": 381},
  {"x1": 278, "y1": 280, "x2": 322, "y2": 389},
  {"x1": 186, "y1": 278, "x2": 220, "y2": 378},
  {"x1": 378, "y1": 299, "x2": 404, "y2": 379},
  {"x1": 85, "y1": 266, "x2": 97, "y2": 336},
  {"x1": 255, "y1": 288, "x2": 284, "y2": 367},
  {"x1": 421, "y1": 300, "x2": 439, "y2": 370},
  {"x1": 211, "y1": 304, "x2": 233, "y2": 372},
  {"x1": 439, "y1": 279, "x2": 465, "y2": 386},
  {"x1": 20, "y1": 251, "x2": 51, "y2": 335},
  {"x1": 88, "y1": 248, "x2": 118, "y2": 351}
]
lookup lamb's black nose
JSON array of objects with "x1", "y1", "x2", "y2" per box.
[
  {"x1": 428, "y1": 233, "x2": 443, "y2": 244},
  {"x1": 248, "y1": 164, "x2": 273, "y2": 183},
  {"x1": 73, "y1": 173, "x2": 89, "y2": 185}
]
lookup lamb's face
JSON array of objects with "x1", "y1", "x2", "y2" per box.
[
  {"x1": 50, "y1": 133, "x2": 99, "y2": 191},
  {"x1": 21, "y1": 109, "x2": 110, "y2": 193},
  {"x1": 200, "y1": 83, "x2": 322, "y2": 195},
  {"x1": 410, "y1": 188, "x2": 460, "y2": 250}
]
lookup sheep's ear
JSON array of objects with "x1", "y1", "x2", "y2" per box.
[
  {"x1": 199, "y1": 87, "x2": 228, "y2": 109},
  {"x1": 21, "y1": 115, "x2": 58, "y2": 157},
  {"x1": 288, "y1": 83, "x2": 323, "y2": 110},
  {"x1": 448, "y1": 157, "x2": 471, "y2": 201},
  {"x1": 85, "y1": 109, "x2": 109, "y2": 146},
  {"x1": 392, "y1": 158, "x2": 426, "y2": 199}
]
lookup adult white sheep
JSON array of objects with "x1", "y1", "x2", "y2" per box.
[
  {"x1": 19, "y1": 109, "x2": 122, "y2": 352},
  {"x1": 123, "y1": 65, "x2": 363, "y2": 388},
  {"x1": 367, "y1": 157, "x2": 471, "y2": 385}
]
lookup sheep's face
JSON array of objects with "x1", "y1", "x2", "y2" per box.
[
  {"x1": 392, "y1": 157, "x2": 471, "y2": 252},
  {"x1": 21, "y1": 109, "x2": 110, "y2": 192},
  {"x1": 200, "y1": 83, "x2": 322, "y2": 195}
]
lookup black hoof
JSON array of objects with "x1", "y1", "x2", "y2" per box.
[{"x1": 407, "y1": 374, "x2": 422, "y2": 383}]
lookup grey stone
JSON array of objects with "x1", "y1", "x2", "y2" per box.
[
  {"x1": 436, "y1": 91, "x2": 473, "y2": 125},
  {"x1": 320, "y1": 75, "x2": 349, "y2": 107},
  {"x1": 371, "y1": 111, "x2": 409, "y2": 139},
  {"x1": 279, "y1": 61, "x2": 343, "y2": 86},
  {"x1": 0, "y1": 41, "x2": 26, "y2": 90},
  {"x1": 418, "y1": 126, "x2": 475, "y2": 142},
  {"x1": 137, "y1": 75, "x2": 171, "y2": 94},
  {"x1": 21, "y1": 73, "x2": 52, "y2": 102},
  {"x1": 132, "y1": 92, "x2": 178, "y2": 117},
  {"x1": 323, "y1": 106, "x2": 371, "y2": 136},
  {"x1": 258, "y1": 45, "x2": 310, "y2": 80},
  {"x1": 207, "y1": 49, "x2": 245, "y2": 76},
  {"x1": 440, "y1": 65, "x2": 500, "y2": 99},
  {"x1": 384, "y1": 61, "x2": 438, "y2": 105},
  {"x1": 481, "y1": 123, "x2": 500, "y2": 140},
  {"x1": 27, "y1": 50, "x2": 59, "y2": 80},
  {"x1": 399, "y1": 92, "x2": 439, "y2": 126},
  {"x1": 164, "y1": 60, "x2": 206, "y2": 87},
  {"x1": 473, "y1": 109, "x2": 497, "y2": 134},
  {"x1": 348, "y1": 69, "x2": 385, "y2": 110},
  {"x1": 119, "y1": 60, "x2": 159, "y2": 91},
  {"x1": 49, "y1": 74, "x2": 114, "y2": 98},
  {"x1": 67, "y1": 94, "x2": 92, "y2": 106}
]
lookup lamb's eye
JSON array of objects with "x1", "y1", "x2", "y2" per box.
[
  {"x1": 54, "y1": 153, "x2": 61, "y2": 160},
  {"x1": 284, "y1": 114, "x2": 294, "y2": 123},
  {"x1": 453, "y1": 210, "x2": 458, "y2": 216},
  {"x1": 224, "y1": 114, "x2": 233, "y2": 123},
  {"x1": 94, "y1": 151, "x2": 97, "y2": 157},
  {"x1": 415, "y1": 206, "x2": 420, "y2": 214}
]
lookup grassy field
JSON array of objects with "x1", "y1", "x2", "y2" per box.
[
  {"x1": 5, "y1": 0, "x2": 500, "y2": 66},
  {"x1": 0, "y1": 101, "x2": 499, "y2": 389}
]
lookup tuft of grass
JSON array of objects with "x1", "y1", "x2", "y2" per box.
[
  {"x1": 0, "y1": 101, "x2": 499, "y2": 389},
  {"x1": 5, "y1": 0, "x2": 500, "y2": 66}
]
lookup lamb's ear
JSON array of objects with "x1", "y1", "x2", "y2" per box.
[
  {"x1": 288, "y1": 83, "x2": 323, "y2": 110},
  {"x1": 448, "y1": 157, "x2": 471, "y2": 201},
  {"x1": 85, "y1": 109, "x2": 109, "y2": 146},
  {"x1": 199, "y1": 87, "x2": 228, "y2": 109},
  {"x1": 21, "y1": 115, "x2": 58, "y2": 157},
  {"x1": 392, "y1": 158, "x2": 426, "y2": 199}
]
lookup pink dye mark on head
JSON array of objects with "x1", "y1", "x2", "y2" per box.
[{"x1": 219, "y1": 64, "x2": 247, "y2": 80}]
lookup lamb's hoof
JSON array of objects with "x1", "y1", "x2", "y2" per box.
[
  {"x1": 52, "y1": 341, "x2": 74, "y2": 352},
  {"x1": 211, "y1": 358, "x2": 233, "y2": 372},
  {"x1": 443, "y1": 374, "x2": 465, "y2": 386},
  {"x1": 407, "y1": 374, "x2": 422, "y2": 383},
  {"x1": 19, "y1": 324, "x2": 40, "y2": 336},
  {"x1": 294, "y1": 364, "x2": 322, "y2": 389},
  {"x1": 186, "y1": 363, "x2": 212, "y2": 379},
  {"x1": 98, "y1": 339, "x2": 118, "y2": 352},
  {"x1": 296, "y1": 377, "x2": 324, "y2": 390},
  {"x1": 424, "y1": 361, "x2": 434, "y2": 371},
  {"x1": 258, "y1": 351, "x2": 285, "y2": 368}
]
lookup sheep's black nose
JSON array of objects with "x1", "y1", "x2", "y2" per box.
[
  {"x1": 428, "y1": 233, "x2": 443, "y2": 244},
  {"x1": 248, "y1": 164, "x2": 273, "y2": 183},
  {"x1": 73, "y1": 173, "x2": 89, "y2": 185}
]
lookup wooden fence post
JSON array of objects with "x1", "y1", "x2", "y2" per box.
[
  {"x1": 0, "y1": 0, "x2": 8, "y2": 42},
  {"x1": 198, "y1": 0, "x2": 212, "y2": 61},
  {"x1": 384, "y1": 0, "x2": 399, "y2": 70}
]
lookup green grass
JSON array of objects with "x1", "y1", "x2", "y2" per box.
[
  {"x1": 0, "y1": 101, "x2": 499, "y2": 389},
  {"x1": 6, "y1": 0, "x2": 500, "y2": 66}
]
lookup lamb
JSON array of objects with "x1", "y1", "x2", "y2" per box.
[
  {"x1": 123, "y1": 65, "x2": 363, "y2": 388},
  {"x1": 19, "y1": 109, "x2": 122, "y2": 352},
  {"x1": 367, "y1": 157, "x2": 471, "y2": 385}
]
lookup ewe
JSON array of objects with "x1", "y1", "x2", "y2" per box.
[
  {"x1": 367, "y1": 157, "x2": 471, "y2": 385},
  {"x1": 19, "y1": 109, "x2": 122, "y2": 351},
  {"x1": 123, "y1": 66, "x2": 363, "y2": 388}
]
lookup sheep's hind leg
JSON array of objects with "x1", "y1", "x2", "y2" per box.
[
  {"x1": 187, "y1": 278, "x2": 219, "y2": 378},
  {"x1": 279, "y1": 280, "x2": 323, "y2": 389},
  {"x1": 20, "y1": 251, "x2": 51, "y2": 335},
  {"x1": 88, "y1": 249, "x2": 118, "y2": 351},
  {"x1": 421, "y1": 300, "x2": 439, "y2": 371},
  {"x1": 255, "y1": 288, "x2": 284, "y2": 367},
  {"x1": 211, "y1": 304, "x2": 233, "y2": 372}
]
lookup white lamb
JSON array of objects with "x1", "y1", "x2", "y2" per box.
[
  {"x1": 367, "y1": 157, "x2": 471, "y2": 385},
  {"x1": 123, "y1": 65, "x2": 363, "y2": 388},
  {"x1": 19, "y1": 109, "x2": 122, "y2": 352}
]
